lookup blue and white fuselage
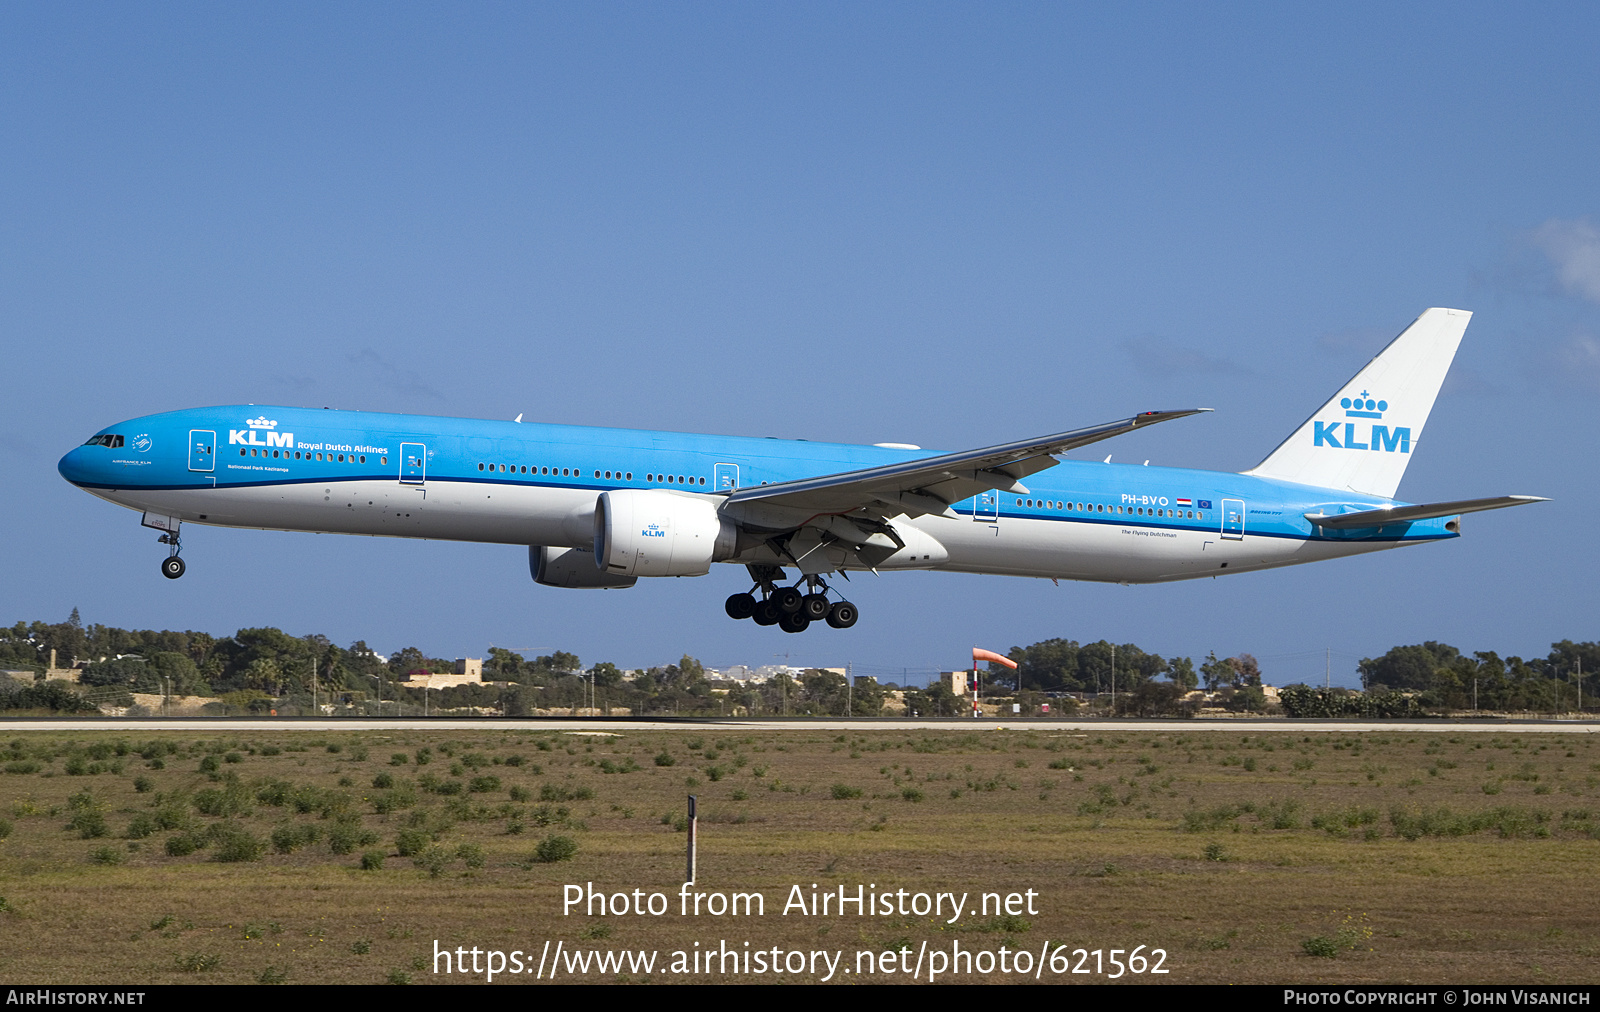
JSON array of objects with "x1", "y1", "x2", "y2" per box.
[{"x1": 57, "y1": 309, "x2": 1544, "y2": 630}]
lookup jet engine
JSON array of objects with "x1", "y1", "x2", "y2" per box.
[
  {"x1": 593, "y1": 489, "x2": 739, "y2": 577},
  {"x1": 530, "y1": 546, "x2": 637, "y2": 589}
]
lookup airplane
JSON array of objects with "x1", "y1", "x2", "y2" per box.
[{"x1": 58, "y1": 308, "x2": 1545, "y2": 633}]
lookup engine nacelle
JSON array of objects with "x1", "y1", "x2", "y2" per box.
[
  {"x1": 594, "y1": 489, "x2": 738, "y2": 577},
  {"x1": 530, "y1": 546, "x2": 637, "y2": 589}
]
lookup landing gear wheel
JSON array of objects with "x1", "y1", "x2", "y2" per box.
[
  {"x1": 801, "y1": 593, "x2": 830, "y2": 621},
  {"x1": 826, "y1": 601, "x2": 857, "y2": 629},
  {"x1": 778, "y1": 611, "x2": 810, "y2": 633},
  {"x1": 772, "y1": 587, "x2": 804, "y2": 614},
  {"x1": 725, "y1": 593, "x2": 756, "y2": 620},
  {"x1": 753, "y1": 599, "x2": 781, "y2": 626},
  {"x1": 161, "y1": 556, "x2": 186, "y2": 580}
]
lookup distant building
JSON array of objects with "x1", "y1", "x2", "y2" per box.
[{"x1": 400, "y1": 658, "x2": 485, "y2": 690}]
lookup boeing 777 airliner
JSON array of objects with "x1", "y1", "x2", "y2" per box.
[{"x1": 59, "y1": 308, "x2": 1544, "y2": 632}]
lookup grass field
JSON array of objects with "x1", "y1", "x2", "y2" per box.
[{"x1": 2, "y1": 725, "x2": 1598, "y2": 984}]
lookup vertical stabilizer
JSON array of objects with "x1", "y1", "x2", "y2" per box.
[{"x1": 1244, "y1": 308, "x2": 1470, "y2": 498}]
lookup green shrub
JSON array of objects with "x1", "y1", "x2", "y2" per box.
[
  {"x1": 456, "y1": 843, "x2": 485, "y2": 868},
  {"x1": 468, "y1": 775, "x2": 501, "y2": 794},
  {"x1": 210, "y1": 827, "x2": 265, "y2": 863},
  {"x1": 89, "y1": 845, "x2": 123, "y2": 865},
  {"x1": 1301, "y1": 936, "x2": 1340, "y2": 958},
  {"x1": 174, "y1": 952, "x2": 221, "y2": 973},
  {"x1": 830, "y1": 784, "x2": 863, "y2": 800},
  {"x1": 534, "y1": 835, "x2": 578, "y2": 863},
  {"x1": 124, "y1": 813, "x2": 159, "y2": 839},
  {"x1": 270, "y1": 823, "x2": 320, "y2": 854},
  {"x1": 66, "y1": 793, "x2": 108, "y2": 839},
  {"x1": 165, "y1": 833, "x2": 200, "y2": 856},
  {"x1": 372, "y1": 773, "x2": 394, "y2": 790},
  {"x1": 395, "y1": 828, "x2": 431, "y2": 857},
  {"x1": 360, "y1": 851, "x2": 385, "y2": 871},
  {"x1": 540, "y1": 783, "x2": 594, "y2": 802},
  {"x1": 412, "y1": 845, "x2": 451, "y2": 878},
  {"x1": 327, "y1": 821, "x2": 376, "y2": 855},
  {"x1": 653, "y1": 752, "x2": 676, "y2": 767},
  {"x1": 193, "y1": 782, "x2": 253, "y2": 818}
]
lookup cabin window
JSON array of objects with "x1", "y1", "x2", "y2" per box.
[
  {"x1": 626, "y1": 472, "x2": 632, "y2": 480},
  {"x1": 359, "y1": 455, "x2": 366, "y2": 463}
]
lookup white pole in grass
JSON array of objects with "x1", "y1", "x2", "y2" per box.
[{"x1": 686, "y1": 795, "x2": 698, "y2": 885}]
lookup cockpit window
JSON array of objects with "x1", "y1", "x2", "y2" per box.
[{"x1": 83, "y1": 434, "x2": 124, "y2": 448}]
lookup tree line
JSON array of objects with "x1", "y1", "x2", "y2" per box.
[
  {"x1": 990, "y1": 636, "x2": 1599, "y2": 714},
  {"x1": 3, "y1": 612, "x2": 1595, "y2": 716},
  {"x1": 0, "y1": 612, "x2": 885, "y2": 716}
]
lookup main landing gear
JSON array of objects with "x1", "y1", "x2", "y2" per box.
[
  {"x1": 158, "y1": 532, "x2": 185, "y2": 580},
  {"x1": 724, "y1": 566, "x2": 858, "y2": 634}
]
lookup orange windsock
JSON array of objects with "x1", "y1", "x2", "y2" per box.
[{"x1": 973, "y1": 647, "x2": 1018, "y2": 669}]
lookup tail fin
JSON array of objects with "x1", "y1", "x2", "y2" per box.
[{"x1": 1244, "y1": 307, "x2": 1471, "y2": 498}]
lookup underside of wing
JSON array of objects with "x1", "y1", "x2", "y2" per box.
[{"x1": 724, "y1": 408, "x2": 1210, "y2": 523}]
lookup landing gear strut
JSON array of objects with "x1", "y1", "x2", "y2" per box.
[
  {"x1": 725, "y1": 566, "x2": 857, "y2": 632},
  {"x1": 158, "y1": 531, "x2": 185, "y2": 580}
]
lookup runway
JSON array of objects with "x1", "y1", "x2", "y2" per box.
[{"x1": 4, "y1": 717, "x2": 1597, "y2": 733}]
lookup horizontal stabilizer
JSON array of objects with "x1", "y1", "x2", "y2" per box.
[{"x1": 1304, "y1": 495, "x2": 1548, "y2": 530}]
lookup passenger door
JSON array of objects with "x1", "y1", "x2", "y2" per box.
[
  {"x1": 1221, "y1": 498, "x2": 1245, "y2": 540},
  {"x1": 187, "y1": 430, "x2": 215, "y2": 472},
  {"x1": 972, "y1": 490, "x2": 999, "y2": 525},
  {"x1": 400, "y1": 443, "x2": 426, "y2": 485}
]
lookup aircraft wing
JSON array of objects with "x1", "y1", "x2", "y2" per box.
[
  {"x1": 723, "y1": 409, "x2": 1210, "y2": 519},
  {"x1": 1304, "y1": 495, "x2": 1548, "y2": 530}
]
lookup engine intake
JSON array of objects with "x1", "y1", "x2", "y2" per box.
[{"x1": 594, "y1": 489, "x2": 738, "y2": 577}]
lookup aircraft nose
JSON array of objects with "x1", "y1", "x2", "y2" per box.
[{"x1": 58, "y1": 445, "x2": 96, "y2": 486}]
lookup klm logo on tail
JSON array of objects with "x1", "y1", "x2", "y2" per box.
[{"x1": 1311, "y1": 391, "x2": 1409, "y2": 453}]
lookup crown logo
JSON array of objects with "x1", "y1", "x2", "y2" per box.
[
  {"x1": 246, "y1": 416, "x2": 279, "y2": 429},
  {"x1": 1340, "y1": 391, "x2": 1386, "y2": 419}
]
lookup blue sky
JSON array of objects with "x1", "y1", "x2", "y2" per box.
[{"x1": 3, "y1": 4, "x2": 1598, "y2": 686}]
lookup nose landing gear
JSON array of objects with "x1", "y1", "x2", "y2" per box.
[
  {"x1": 724, "y1": 566, "x2": 857, "y2": 632},
  {"x1": 158, "y1": 531, "x2": 185, "y2": 580}
]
